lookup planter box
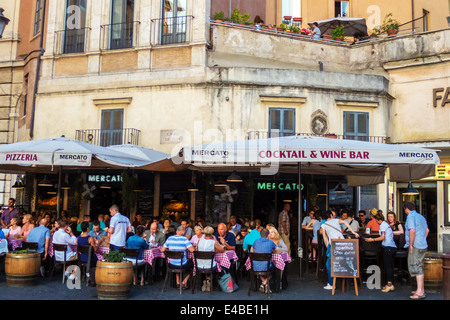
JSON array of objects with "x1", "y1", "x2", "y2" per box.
[{"x1": 5, "y1": 252, "x2": 41, "y2": 287}]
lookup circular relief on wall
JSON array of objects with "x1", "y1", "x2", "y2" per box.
[{"x1": 311, "y1": 115, "x2": 328, "y2": 135}]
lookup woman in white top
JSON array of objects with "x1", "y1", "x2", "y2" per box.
[
  {"x1": 321, "y1": 210, "x2": 359, "y2": 290},
  {"x1": 197, "y1": 226, "x2": 224, "y2": 292},
  {"x1": 364, "y1": 211, "x2": 397, "y2": 293},
  {"x1": 6, "y1": 217, "x2": 21, "y2": 240},
  {"x1": 190, "y1": 225, "x2": 204, "y2": 246}
]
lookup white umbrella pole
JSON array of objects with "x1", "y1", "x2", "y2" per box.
[
  {"x1": 298, "y1": 162, "x2": 303, "y2": 278},
  {"x1": 56, "y1": 166, "x2": 62, "y2": 219}
]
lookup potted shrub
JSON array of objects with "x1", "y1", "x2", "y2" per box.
[
  {"x1": 277, "y1": 23, "x2": 287, "y2": 32},
  {"x1": 381, "y1": 13, "x2": 399, "y2": 36},
  {"x1": 231, "y1": 9, "x2": 241, "y2": 24},
  {"x1": 213, "y1": 11, "x2": 225, "y2": 23},
  {"x1": 95, "y1": 250, "x2": 134, "y2": 300},
  {"x1": 5, "y1": 248, "x2": 41, "y2": 287},
  {"x1": 331, "y1": 25, "x2": 345, "y2": 41}
]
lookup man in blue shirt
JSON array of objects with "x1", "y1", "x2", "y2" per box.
[
  {"x1": 403, "y1": 202, "x2": 429, "y2": 299},
  {"x1": 251, "y1": 228, "x2": 282, "y2": 293},
  {"x1": 214, "y1": 223, "x2": 236, "y2": 250},
  {"x1": 26, "y1": 218, "x2": 51, "y2": 276}
]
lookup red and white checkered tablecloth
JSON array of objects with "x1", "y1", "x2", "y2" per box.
[
  {"x1": 245, "y1": 252, "x2": 292, "y2": 271},
  {"x1": 7, "y1": 239, "x2": 22, "y2": 251}
]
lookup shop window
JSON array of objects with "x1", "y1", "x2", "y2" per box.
[
  {"x1": 343, "y1": 111, "x2": 369, "y2": 141},
  {"x1": 101, "y1": 109, "x2": 124, "y2": 146},
  {"x1": 335, "y1": 1, "x2": 349, "y2": 17},
  {"x1": 63, "y1": 0, "x2": 87, "y2": 53},
  {"x1": 269, "y1": 108, "x2": 295, "y2": 138}
]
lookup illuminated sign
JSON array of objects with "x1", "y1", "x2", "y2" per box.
[
  {"x1": 87, "y1": 174, "x2": 123, "y2": 183},
  {"x1": 435, "y1": 164, "x2": 450, "y2": 179},
  {"x1": 257, "y1": 182, "x2": 304, "y2": 192}
]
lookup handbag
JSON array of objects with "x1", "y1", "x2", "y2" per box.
[{"x1": 218, "y1": 271, "x2": 239, "y2": 293}]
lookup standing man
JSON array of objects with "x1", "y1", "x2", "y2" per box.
[
  {"x1": 278, "y1": 203, "x2": 291, "y2": 256},
  {"x1": 403, "y1": 202, "x2": 429, "y2": 299},
  {"x1": 108, "y1": 205, "x2": 132, "y2": 251},
  {"x1": 1, "y1": 198, "x2": 19, "y2": 229}
]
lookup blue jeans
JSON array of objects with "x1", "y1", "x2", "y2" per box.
[{"x1": 326, "y1": 244, "x2": 333, "y2": 285}]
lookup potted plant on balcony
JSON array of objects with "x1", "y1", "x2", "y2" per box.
[
  {"x1": 277, "y1": 23, "x2": 287, "y2": 32},
  {"x1": 213, "y1": 11, "x2": 225, "y2": 23},
  {"x1": 331, "y1": 25, "x2": 345, "y2": 41},
  {"x1": 381, "y1": 13, "x2": 399, "y2": 36}
]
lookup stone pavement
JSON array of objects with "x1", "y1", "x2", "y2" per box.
[{"x1": 0, "y1": 259, "x2": 443, "y2": 301}]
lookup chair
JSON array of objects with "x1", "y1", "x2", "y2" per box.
[
  {"x1": 120, "y1": 248, "x2": 145, "y2": 285},
  {"x1": 50, "y1": 244, "x2": 68, "y2": 284},
  {"x1": 393, "y1": 233, "x2": 410, "y2": 285},
  {"x1": 76, "y1": 244, "x2": 92, "y2": 285},
  {"x1": 161, "y1": 250, "x2": 193, "y2": 294},
  {"x1": 192, "y1": 251, "x2": 216, "y2": 293},
  {"x1": 360, "y1": 237, "x2": 382, "y2": 280},
  {"x1": 247, "y1": 252, "x2": 273, "y2": 298},
  {"x1": 316, "y1": 232, "x2": 327, "y2": 283},
  {"x1": 21, "y1": 242, "x2": 39, "y2": 252}
]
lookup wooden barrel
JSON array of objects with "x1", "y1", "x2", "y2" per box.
[
  {"x1": 424, "y1": 256, "x2": 443, "y2": 289},
  {"x1": 95, "y1": 261, "x2": 133, "y2": 300},
  {"x1": 4, "y1": 252, "x2": 41, "y2": 287}
]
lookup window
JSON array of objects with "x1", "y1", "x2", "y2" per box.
[
  {"x1": 343, "y1": 111, "x2": 369, "y2": 141},
  {"x1": 110, "y1": 0, "x2": 135, "y2": 49},
  {"x1": 269, "y1": 108, "x2": 295, "y2": 137},
  {"x1": 335, "y1": 1, "x2": 349, "y2": 17},
  {"x1": 101, "y1": 109, "x2": 124, "y2": 146},
  {"x1": 63, "y1": 0, "x2": 87, "y2": 53},
  {"x1": 282, "y1": 0, "x2": 301, "y2": 19},
  {"x1": 160, "y1": 0, "x2": 187, "y2": 45},
  {"x1": 33, "y1": 0, "x2": 43, "y2": 36}
]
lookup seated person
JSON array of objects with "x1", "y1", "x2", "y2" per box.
[
  {"x1": 243, "y1": 221, "x2": 260, "y2": 251},
  {"x1": 196, "y1": 226, "x2": 224, "y2": 292},
  {"x1": 77, "y1": 221, "x2": 98, "y2": 286},
  {"x1": 88, "y1": 220, "x2": 108, "y2": 240},
  {"x1": 52, "y1": 219, "x2": 78, "y2": 280},
  {"x1": 251, "y1": 228, "x2": 282, "y2": 294},
  {"x1": 126, "y1": 225, "x2": 149, "y2": 286},
  {"x1": 214, "y1": 223, "x2": 236, "y2": 250},
  {"x1": 161, "y1": 226, "x2": 195, "y2": 289}
]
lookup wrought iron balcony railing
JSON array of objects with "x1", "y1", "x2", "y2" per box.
[
  {"x1": 151, "y1": 15, "x2": 193, "y2": 45},
  {"x1": 54, "y1": 27, "x2": 91, "y2": 55},
  {"x1": 75, "y1": 128, "x2": 141, "y2": 147},
  {"x1": 100, "y1": 21, "x2": 140, "y2": 50}
]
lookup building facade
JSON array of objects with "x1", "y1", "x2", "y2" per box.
[{"x1": 3, "y1": 0, "x2": 450, "y2": 252}]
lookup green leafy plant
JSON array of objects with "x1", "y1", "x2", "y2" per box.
[
  {"x1": 380, "y1": 13, "x2": 399, "y2": 33},
  {"x1": 331, "y1": 25, "x2": 345, "y2": 40},
  {"x1": 278, "y1": 23, "x2": 287, "y2": 31},
  {"x1": 102, "y1": 250, "x2": 125, "y2": 263},
  {"x1": 231, "y1": 9, "x2": 241, "y2": 23},
  {"x1": 213, "y1": 11, "x2": 225, "y2": 21},
  {"x1": 12, "y1": 249, "x2": 30, "y2": 254}
]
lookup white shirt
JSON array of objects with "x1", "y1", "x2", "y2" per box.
[
  {"x1": 321, "y1": 219, "x2": 344, "y2": 241},
  {"x1": 196, "y1": 238, "x2": 216, "y2": 269},
  {"x1": 52, "y1": 229, "x2": 77, "y2": 261},
  {"x1": 110, "y1": 212, "x2": 131, "y2": 247},
  {"x1": 380, "y1": 221, "x2": 397, "y2": 248}
]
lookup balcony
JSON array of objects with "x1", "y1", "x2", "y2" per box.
[
  {"x1": 75, "y1": 128, "x2": 141, "y2": 147},
  {"x1": 54, "y1": 28, "x2": 91, "y2": 55},
  {"x1": 100, "y1": 21, "x2": 141, "y2": 50},
  {"x1": 151, "y1": 15, "x2": 193, "y2": 45},
  {"x1": 247, "y1": 131, "x2": 388, "y2": 143}
]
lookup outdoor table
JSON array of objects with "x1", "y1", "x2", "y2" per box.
[
  {"x1": 244, "y1": 251, "x2": 292, "y2": 271},
  {"x1": 143, "y1": 247, "x2": 238, "y2": 276}
]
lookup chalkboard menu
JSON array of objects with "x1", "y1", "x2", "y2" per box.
[{"x1": 330, "y1": 239, "x2": 359, "y2": 278}]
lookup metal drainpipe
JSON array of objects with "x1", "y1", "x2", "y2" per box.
[
  {"x1": 29, "y1": 0, "x2": 47, "y2": 139},
  {"x1": 411, "y1": 0, "x2": 415, "y2": 32}
]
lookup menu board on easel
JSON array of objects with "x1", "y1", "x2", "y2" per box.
[{"x1": 330, "y1": 239, "x2": 360, "y2": 296}]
